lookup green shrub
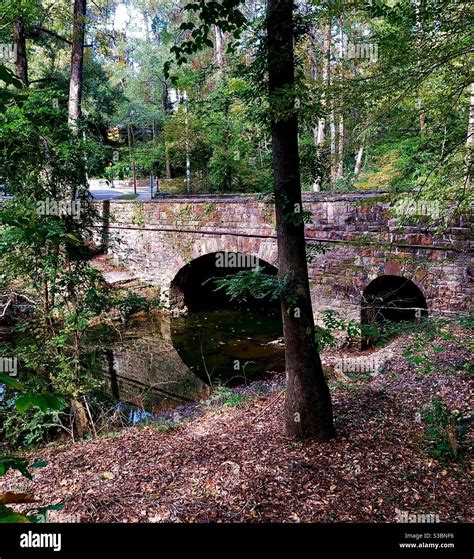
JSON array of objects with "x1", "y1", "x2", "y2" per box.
[
  {"x1": 151, "y1": 418, "x2": 178, "y2": 432},
  {"x1": 421, "y1": 398, "x2": 459, "y2": 462},
  {"x1": 314, "y1": 310, "x2": 371, "y2": 351},
  {"x1": 0, "y1": 378, "x2": 65, "y2": 448},
  {"x1": 111, "y1": 291, "x2": 160, "y2": 320},
  {"x1": 206, "y1": 385, "x2": 247, "y2": 408}
]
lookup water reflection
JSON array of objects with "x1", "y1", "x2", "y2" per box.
[
  {"x1": 98, "y1": 313, "x2": 209, "y2": 412},
  {"x1": 170, "y1": 307, "x2": 284, "y2": 386},
  {"x1": 100, "y1": 307, "x2": 284, "y2": 411}
]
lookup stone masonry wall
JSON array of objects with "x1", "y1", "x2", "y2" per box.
[{"x1": 96, "y1": 192, "x2": 472, "y2": 322}]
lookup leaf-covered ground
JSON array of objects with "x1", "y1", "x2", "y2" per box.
[{"x1": 1, "y1": 329, "x2": 472, "y2": 523}]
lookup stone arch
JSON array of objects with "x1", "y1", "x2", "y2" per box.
[
  {"x1": 169, "y1": 251, "x2": 278, "y2": 311},
  {"x1": 361, "y1": 275, "x2": 428, "y2": 326}
]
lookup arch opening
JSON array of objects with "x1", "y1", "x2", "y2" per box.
[
  {"x1": 361, "y1": 275, "x2": 428, "y2": 346},
  {"x1": 169, "y1": 251, "x2": 279, "y2": 312},
  {"x1": 169, "y1": 252, "x2": 284, "y2": 386}
]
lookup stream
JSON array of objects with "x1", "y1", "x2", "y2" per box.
[{"x1": 99, "y1": 306, "x2": 284, "y2": 413}]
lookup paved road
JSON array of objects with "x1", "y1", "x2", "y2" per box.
[
  {"x1": 1, "y1": 187, "x2": 153, "y2": 202},
  {"x1": 89, "y1": 186, "x2": 153, "y2": 201},
  {"x1": 89, "y1": 189, "x2": 124, "y2": 200}
]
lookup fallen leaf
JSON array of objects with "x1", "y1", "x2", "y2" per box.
[{"x1": 0, "y1": 492, "x2": 37, "y2": 504}]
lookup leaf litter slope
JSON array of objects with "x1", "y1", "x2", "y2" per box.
[{"x1": 0, "y1": 329, "x2": 472, "y2": 523}]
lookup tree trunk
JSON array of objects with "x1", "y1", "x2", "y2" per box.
[
  {"x1": 313, "y1": 21, "x2": 331, "y2": 191},
  {"x1": 181, "y1": 90, "x2": 192, "y2": 193},
  {"x1": 68, "y1": 0, "x2": 86, "y2": 129},
  {"x1": 464, "y1": 82, "x2": 474, "y2": 190},
  {"x1": 165, "y1": 147, "x2": 172, "y2": 179},
  {"x1": 143, "y1": 10, "x2": 150, "y2": 42},
  {"x1": 354, "y1": 145, "x2": 364, "y2": 176},
  {"x1": 267, "y1": 0, "x2": 335, "y2": 441},
  {"x1": 162, "y1": 82, "x2": 172, "y2": 179},
  {"x1": 330, "y1": 107, "x2": 337, "y2": 181},
  {"x1": 336, "y1": 15, "x2": 344, "y2": 179},
  {"x1": 414, "y1": 0, "x2": 425, "y2": 137},
  {"x1": 316, "y1": 22, "x2": 331, "y2": 146},
  {"x1": 12, "y1": 18, "x2": 28, "y2": 87},
  {"x1": 310, "y1": 35, "x2": 319, "y2": 148},
  {"x1": 337, "y1": 113, "x2": 344, "y2": 179},
  {"x1": 70, "y1": 398, "x2": 89, "y2": 439},
  {"x1": 214, "y1": 25, "x2": 224, "y2": 69},
  {"x1": 416, "y1": 97, "x2": 426, "y2": 136}
]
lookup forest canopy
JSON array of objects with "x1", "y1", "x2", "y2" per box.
[{"x1": 0, "y1": 0, "x2": 472, "y2": 210}]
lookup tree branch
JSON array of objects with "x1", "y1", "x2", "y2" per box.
[{"x1": 32, "y1": 26, "x2": 72, "y2": 45}]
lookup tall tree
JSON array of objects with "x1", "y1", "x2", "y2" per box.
[
  {"x1": 267, "y1": 0, "x2": 335, "y2": 440},
  {"x1": 68, "y1": 0, "x2": 87, "y2": 129},
  {"x1": 68, "y1": 0, "x2": 89, "y2": 436},
  {"x1": 214, "y1": 25, "x2": 224, "y2": 69},
  {"x1": 316, "y1": 22, "x2": 331, "y2": 146},
  {"x1": 329, "y1": 104, "x2": 337, "y2": 181},
  {"x1": 12, "y1": 17, "x2": 28, "y2": 87},
  {"x1": 313, "y1": 21, "x2": 331, "y2": 191},
  {"x1": 413, "y1": 0, "x2": 426, "y2": 136},
  {"x1": 464, "y1": 82, "x2": 474, "y2": 190},
  {"x1": 162, "y1": 80, "x2": 173, "y2": 179},
  {"x1": 354, "y1": 145, "x2": 364, "y2": 176},
  {"x1": 336, "y1": 15, "x2": 344, "y2": 179},
  {"x1": 168, "y1": 0, "x2": 335, "y2": 440}
]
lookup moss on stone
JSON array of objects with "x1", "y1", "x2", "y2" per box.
[{"x1": 131, "y1": 202, "x2": 145, "y2": 227}]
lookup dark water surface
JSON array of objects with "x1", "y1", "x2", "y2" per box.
[{"x1": 100, "y1": 307, "x2": 284, "y2": 412}]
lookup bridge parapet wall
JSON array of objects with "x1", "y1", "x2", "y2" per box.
[{"x1": 97, "y1": 192, "x2": 472, "y2": 321}]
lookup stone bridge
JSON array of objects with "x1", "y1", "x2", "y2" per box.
[{"x1": 98, "y1": 191, "x2": 472, "y2": 323}]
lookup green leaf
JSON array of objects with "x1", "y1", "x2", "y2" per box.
[
  {"x1": 15, "y1": 393, "x2": 63, "y2": 413},
  {"x1": 0, "y1": 88, "x2": 16, "y2": 110},
  {"x1": 179, "y1": 21, "x2": 195, "y2": 31},
  {"x1": 0, "y1": 64, "x2": 22, "y2": 88},
  {"x1": 409, "y1": 356, "x2": 424, "y2": 365},
  {"x1": 63, "y1": 233, "x2": 80, "y2": 245},
  {"x1": 0, "y1": 509, "x2": 31, "y2": 523},
  {"x1": 30, "y1": 460, "x2": 48, "y2": 469},
  {"x1": 0, "y1": 372, "x2": 23, "y2": 390}
]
